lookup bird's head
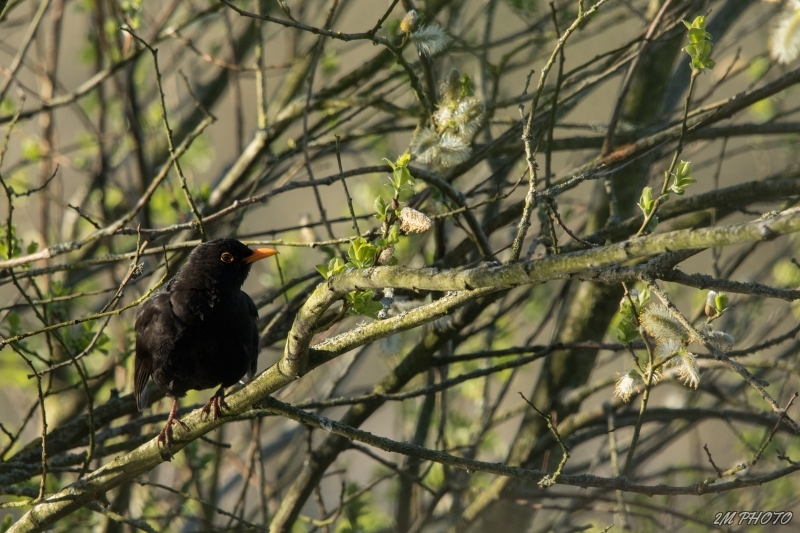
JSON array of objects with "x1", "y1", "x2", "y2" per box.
[{"x1": 185, "y1": 238, "x2": 278, "y2": 289}]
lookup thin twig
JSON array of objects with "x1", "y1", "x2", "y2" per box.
[
  {"x1": 0, "y1": 0, "x2": 51, "y2": 102},
  {"x1": 636, "y1": 70, "x2": 699, "y2": 236},
  {"x1": 4, "y1": 343, "x2": 47, "y2": 501},
  {"x1": 510, "y1": 0, "x2": 612, "y2": 261},
  {"x1": 545, "y1": 2, "x2": 565, "y2": 189},
  {"x1": 301, "y1": 0, "x2": 340, "y2": 248},
  {"x1": 335, "y1": 135, "x2": 360, "y2": 235},
  {"x1": 546, "y1": 198, "x2": 597, "y2": 248},
  {"x1": 12, "y1": 164, "x2": 58, "y2": 197},
  {"x1": 519, "y1": 392, "x2": 569, "y2": 486},
  {"x1": 0, "y1": 252, "x2": 170, "y2": 346},
  {"x1": 123, "y1": 28, "x2": 207, "y2": 241},
  {"x1": 646, "y1": 278, "x2": 800, "y2": 434},
  {"x1": 602, "y1": 0, "x2": 675, "y2": 155},
  {"x1": 702, "y1": 443, "x2": 723, "y2": 476}
]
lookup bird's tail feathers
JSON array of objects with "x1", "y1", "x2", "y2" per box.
[
  {"x1": 137, "y1": 385, "x2": 150, "y2": 412},
  {"x1": 239, "y1": 369, "x2": 255, "y2": 385}
]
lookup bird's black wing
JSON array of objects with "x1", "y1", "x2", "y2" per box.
[
  {"x1": 133, "y1": 298, "x2": 159, "y2": 411},
  {"x1": 134, "y1": 285, "x2": 182, "y2": 409}
]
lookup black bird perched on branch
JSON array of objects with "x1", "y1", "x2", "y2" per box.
[{"x1": 134, "y1": 238, "x2": 277, "y2": 456}]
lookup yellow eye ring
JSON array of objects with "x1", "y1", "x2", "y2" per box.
[{"x1": 220, "y1": 252, "x2": 235, "y2": 263}]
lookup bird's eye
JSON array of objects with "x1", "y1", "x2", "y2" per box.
[{"x1": 220, "y1": 252, "x2": 235, "y2": 263}]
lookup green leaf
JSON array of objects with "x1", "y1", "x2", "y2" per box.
[
  {"x1": 633, "y1": 288, "x2": 650, "y2": 311},
  {"x1": 387, "y1": 223, "x2": 400, "y2": 245},
  {"x1": 384, "y1": 153, "x2": 415, "y2": 192},
  {"x1": 503, "y1": 0, "x2": 537, "y2": 13},
  {"x1": 7, "y1": 311, "x2": 20, "y2": 334},
  {"x1": 715, "y1": 292, "x2": 729, "y2": 313},
  {"x1": 747, "y1": 56, "x2": 770, "y2": 81},
  {"x1": 683, "y1": 17, "x2": 714, "y2": 72},
  {"x1": 0, "y1": 99, "x2": 14, "y2": 116},
  {"x1": 638, "y1": 187, "x2": 655, "y2": 215},
  {"x1": 347, "y1": 237, "x2": 378, "y2": 269},
  {"x1": 688, "y1": 15, "x2": 706, "y2": 30},
  {"x1": 613, "y1": 305, "x2": 640, "y2": 344},
  {"x1": 21, "y1": 138, "x2": 42, "y2": 161},
  {"x1": 316, "y1": 257, "x2": 346, "y2": 279},
  {"x1": 460, "y1": 73, "x2": 474, "y2": 97},
  {"x1": 320, "y1": 48, "x2": 340, "y2": 76},
  {"x1": 373, "y1": 196, "x2": 388, "y2": 221},
  {"x1": 362, "y1": 300, "x2": 383, "y2": 319},
  {"x1": 670, "y1": 160, "x2": 697, "y2": 195},
  {"x1": 644, "y1": 214, "x2": 658, "y2": 233},
  {"x1": 95, "y1": 330, "x2": 111, "y2": 355},
  {"x1": 613, "y1": 288, "x2": 649, "y2": 344},
  {"x1": 675, "y1": 160, "x2": 691, "y2": 180},
  {"x1": 695, "y1": 16, "x2": 707, "y2": 30},
  {"x1": 615, "y1": 323, "x2": 639, "y2": 344},
  {"x1": 330, "y1": 257, "x2": 346, "y2": 275},
  {"x1": 687, "y1": 27, "x2": 706, "y2": 44},
  {"x1": 0, "y1": 223, "x2": 22, "y2": 260},
  {"x1": 345, "y1": 290, "x2": 381, "y2": 318}
]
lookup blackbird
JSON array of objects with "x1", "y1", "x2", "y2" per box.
[{"x1": 134, "y1": 238, "x2": 277, "y2": 454}]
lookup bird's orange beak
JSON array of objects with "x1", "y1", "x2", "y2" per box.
[{"x1": 243, "y1": 248, "x2": 279, "y2": 263}]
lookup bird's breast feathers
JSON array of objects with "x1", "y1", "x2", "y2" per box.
[{"x1": 166, "y1": 286, "x2": 222, "y2": 323}]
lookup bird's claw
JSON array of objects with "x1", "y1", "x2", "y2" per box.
[
  {"x1": 156, "y1": 415, "x2": 189, "y2": 460},
  {"x1": 156, "y1": 398, "x2": 189, "y2": 459},
  {"x1": 200, "y1": 394, "x2": 229, "y2": 422}
]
